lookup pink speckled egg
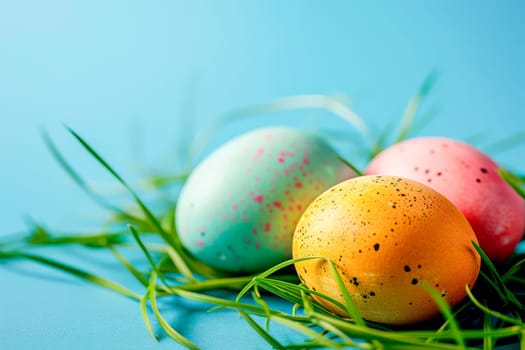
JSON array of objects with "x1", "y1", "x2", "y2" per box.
[
  {"x1": 176, "y1": 127, "x2": 355, "y2": 273},
  {"x1": 365, "y1": 137, "x2": 525, "y2": 262}
]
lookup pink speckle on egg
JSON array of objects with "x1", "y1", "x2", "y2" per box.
[
  {"x1": 264, "y1": 222, "x2": 271, "y2": 232},
  {"x1": 273, "y1": 201, "x2": 284, "y2": 210},
  {"x1": 252, "y1": 228, "x2": 258, "y2": 234},
  {"x1": 232, "y1": 204, "x2": 238, "y2": 210},
  {"x1": 302, "y1": 151, "x2": 310, "y2": 165},
  {"x1": 253, "y1": 195, "x2": 263, "y2": 203},
  {"x1": 197, "y1": 241, "x2": 205, "y2": 247},
  {"x1": 252, "y1": 148, "x2": 264, "y2": 161},
  {"x1": 255, "y1": 242, "x2": 261, "y2": 249}
]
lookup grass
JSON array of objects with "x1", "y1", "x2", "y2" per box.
[{"x1": 1, "y1": 74, "x2": 524, "y2": 349}]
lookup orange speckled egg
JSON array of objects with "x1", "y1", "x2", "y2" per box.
[{"x1": 293, "y1": 175, "x2": 481, "y2": 325}]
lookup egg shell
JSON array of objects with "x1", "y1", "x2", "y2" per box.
[
  {"x1": 176, "y1": 126, "x2": 355, "y2": 273},
  {"x1": 365, "y1": 137, "x2": 525, "y2": 262},
  {"x1": 293, "y1": 175, "x2": 480, "y2": 325}
]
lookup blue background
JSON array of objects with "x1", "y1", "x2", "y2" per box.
[{"x1": 1, "y1": 1, "x2": 524, "y2": 349}]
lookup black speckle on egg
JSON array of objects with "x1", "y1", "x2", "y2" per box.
[
  {"x1": 411, "y1": 278, "x2": 419, "y2": 285},
  {"x1": 373, "y1": 243, "x2": 380, "y2": 251},
  {"x1": 369, "y1": 291, "x2": 376, "y2": 297},
  {"x1": 480, "y1": 167, "x2": 488, "y2": 174},
  {"x1": 404, "y1": 265, "x2": 411, "y2": 272},
  {"x1": 476, "y1": 178, "x2": 481, "y2": 183}
]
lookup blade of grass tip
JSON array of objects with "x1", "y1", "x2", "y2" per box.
[
  {"x1": 65, "y1": 126, "x2": 179, "y2": 250},
  {"x1": 472, "y1": 240, "x2": 522, "y2": 307},
  {"x1": 237, "y1": 309, "x2": 286, "y2": 350},
  {"x1": 3, "y1": 250, "x2": 140, "y2": 300},
  {"x1": 189, "y1": 94, "x2": 377, "y2": 163},
  {"x1": 42, "y1": 129, "x2": 140, "y2": 222},
  {"x1": 140, "y1": 272, "x2": 158, "y2": 342},
  {"x1": 395, "y1": 71, "x2": 439, "y2": 143},
  {"x1": 108, "y1": 246, "x2": 149, "y2": 287},
  {"x1": 128, "y1": 225, "x2": 170, "y2": 288},
  {"x1": 148, "y1": 271, "x2": 199, "y2": 350},
  {"x1": 421, "y1": 281, "x2": 465, "y2": 349}
]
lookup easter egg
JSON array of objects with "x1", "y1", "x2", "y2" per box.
[
  {"x1": 365, "y1": 137, "x2": 525, "y2": 262},
  {"x1": 293, "y1": 175, "x2": 480, "y2": 325},
  {"x1": 176, "y1": 126, "x2": 355, "y2": 273}
]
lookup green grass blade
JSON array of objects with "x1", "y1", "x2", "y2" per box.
[
  {"x1": 238, "y1": 309, "x2": 285, "y2": 350},
  {"x1": 1, "y1": 250, "x2": 140, "y2": 300},
  {"x1": 499, "y1": 168, "x2": 525, "y2": 200},
  {"x1": 140, "y1": 273, "x2": 158, "y2": 341},
  {"x1": 128, "y1": 225, "x2": 169, "y2": 287},
  {"x1": 472, "y1": 240, "x2": 522, "y2": 307},
  {"x1": 189, "y1": 94, "x2": 378, "y2": 162},
  {"x1": 148, "y1": 272, "x2": 199, "y2": 350},
  {"x1": 108, "y1": 246, "x2": 149, "y2": 286},
  {"x1": 421, "y1": 281, "x2": 465, "y2": 348},
  {"x1": 42, "y1": 129, "x2": 140, "y2": 222},
  {"x1": 65, "y1": 126, "x2": 179, "y2": 250},
  {"x1": 483, "y1": 312, "x2": 493, "y2": 350},
  {"x1": 25, "y1": 223, "x2": 128, "y2": 248},
  {"x1": 326, "y1": 258, "x2": 366, "y2": 327},
  {"x1": 337, "y1": 156, "x2": 363, "y2": 176},
  {"x1": 465, "y1": 285, "x2": 522, "y2": 325}
]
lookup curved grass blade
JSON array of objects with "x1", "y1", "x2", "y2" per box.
[
  {"x1": 189, "y1": 94, "x2": 377, "y2": 163},
  {"x1": 148, "y1": 272, "x2": 199, "y2": 350},
  {"x1": 140, "y1": 273, "x2": 159, "y2": 342},
  {"x1": 465, "y1": 285, "x2": 522, "y2": 325}
]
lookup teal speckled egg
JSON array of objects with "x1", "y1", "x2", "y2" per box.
[{"x1": 176, "y1": 126, "x2": 355, "y2": 273}]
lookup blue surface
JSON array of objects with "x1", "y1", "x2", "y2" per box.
[{"x1": 1, "y1": 1, "x2": 525, "y2": 349}]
